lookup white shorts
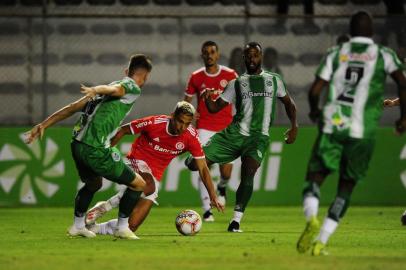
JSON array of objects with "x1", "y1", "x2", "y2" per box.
[{"x1": 126, "y1": 158, "x2": 160, "y2": 205}]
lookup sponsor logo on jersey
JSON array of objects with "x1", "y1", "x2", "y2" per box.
[
  {"x1": 112, "y1": 152, "x2": 121, "y2": 162},
  {"x1": 153, "y1": 144, "x2": 183, "y2": 155},
  {"x1": 242, "y1": 91, "x2": 273, "y2": 99},
  {"x1": 153, "y1": 137, "x2": 160, "y2": 142},
  {"x1": 136, "y1": 120, "x2": 152, "y2": 129},
  {"x1": 175, "y1": 142, "x2": 185, "y2": 150},
  {"x1": 220, "y1": 79, "x2": 228, "y2": 88},
  {"x1": 340, "y1": 53, "x2": 375, "y2": 62}
]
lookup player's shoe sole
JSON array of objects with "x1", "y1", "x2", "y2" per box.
[
  {"x1": 85, "y1": 201, "x2": 109, "y2": 225},
  {"x1": 296, "y1": 216, "x2": 320, "y2": 253},
  {"x1": 311, "y1": 241, "x2": 328, "y2": 256},
  {"x1": 114, "y1": 228, "x2": 139, "y2": 240},
  {"x1": 67, "y1": 225, "x2": 96, "y2": 238}
]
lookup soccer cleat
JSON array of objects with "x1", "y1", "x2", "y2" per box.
[
  {"x1": 296, "y1": 216, "x2": 320, "y2": 253},
  {"x1": 86, "y1": 223, "x2": 100, "y2": 234},
  {"x1": 114, "y1": 227, "x2": 140, "y2": 240},
  {"x1": 227, "y1": 220, "x2": 243, "y2": 233},
  {"x1": 203, "y1": 210, "x2": 215, "y2": 222},
  {"x1": 85, "y1": 201, "x2": 109, "y2": 225},
  {"x1": 311, "y1": 241, "x2": 329, "y2": 256},
  {"x1": 217, "y1": 185, "x2": 227, "y2": 206},
  {"x1": 67, "y1": 225, "x2": 96, "y2": 238}
]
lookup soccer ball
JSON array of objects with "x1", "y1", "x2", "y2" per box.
[{"x1": 175, "y1": 209, "x2": 202, "y2": 236}]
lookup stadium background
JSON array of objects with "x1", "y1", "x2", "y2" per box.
[{"x1": 0, "y1": 0, "x2": 405, "y2": 207}]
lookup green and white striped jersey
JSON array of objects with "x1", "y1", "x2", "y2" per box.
[
  {"x1": 220, "y1": 70, "x2": 287, "y2": 136},
  {"x1": 72, "y1": 77, "x2": 141, "y2": 148},
  {"x1": 317, "y1": 37, "x2": 403, "y2": 139}
]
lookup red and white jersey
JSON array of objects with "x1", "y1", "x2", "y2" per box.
[
  {"x1": 128, "y1": 115, "x2": 205, "y2": 180},
  {"x1": 185, "y1": 65, "x2": 238, "y2": 132}
]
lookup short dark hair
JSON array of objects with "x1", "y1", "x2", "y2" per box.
[
  {"x1": 244, "y1": 42, "x2": 262, "y2": 53},
  {"x1": 128, "y1": 54, "x2": 152, "y2": 76},
  {"x1": 174, "y1": 101, "x2": 196, "y2": 117},
  {"x1": 349, "y1": 11, "x2": 373, "y2": 37},
  {"x1": 201, "y1": 40, "x2": 218, "y2": 52}
]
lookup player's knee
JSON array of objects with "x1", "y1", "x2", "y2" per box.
[
  {"x1": 143, "y1": 180, "x2": 155, "y2": 196},
  {"x1": 303, "y1": 181, "x2": 321, "y2": 199},
  {"x1": 220, "y1": 171, "x2": 231, "y2": 181},
  {"x1": 327, "y1": 196, "x2": 350, "y2": 221},
  {"x1": 84, "y1": 177, "x2": 103, "y2": 192}
]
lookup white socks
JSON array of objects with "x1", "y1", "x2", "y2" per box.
[
  {"x1": 99, "y1": 219, "x2": 118, "y2": 235},
  {"x1": 107, "y1": 189, "x2": 125, "y2": 209},
  {"x1": 74, "y1": 216, "x2": 86, "y2": 229},
  {"x1": 198, "y1": 177, "x2": 211, "y2": 212},
  {"x1": 303, "y1": 196, "x2": 319, "y2": 221},
  {"x1": 117, "y1": 217, "x2": 129, "y2": 230},
  {"x1": 232, "y1": 211, "x2": 244, "y2": 223},
  {"x1": 317, "y1": 217, "x2": 338, "y2": 244}
]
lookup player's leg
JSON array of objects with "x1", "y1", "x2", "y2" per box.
[
  {"x1": 217, "y1": 162, "x2": 233, "y2": 205},
  {"x1": 297, "y1": 133, "x2": 340, "y2": 253},
  {"x1": 228, "y1": 155, "x2": 260, "y2": 232},
  {"x1": 312, "y1": 137, "x2": 375, "y2": 255},
  {"x1": 196, "y1": 129, "x2": 217, "y2": 221}
]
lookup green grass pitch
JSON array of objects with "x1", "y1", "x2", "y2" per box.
[{"x1": 0, "y1": 206, "x2": 405, "y2": 270}]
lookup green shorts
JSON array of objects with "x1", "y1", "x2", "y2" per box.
[
  {"x1": 203, "y1": 124, "x2": 270, "y2": 164},
  {"x1": 71, "y1": 140, "x2": 135, "y2": 185},
  {"x1": 307, "y1": 132, "x2": 375, "y2": 181}
]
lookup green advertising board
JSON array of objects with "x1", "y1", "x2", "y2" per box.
[{"x1": 0, "y1": 127, "x2": 405, "y2": 207}]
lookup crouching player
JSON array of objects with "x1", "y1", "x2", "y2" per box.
[{"x1": 85, "y1": 101, "x2": 224, "y2": 238}]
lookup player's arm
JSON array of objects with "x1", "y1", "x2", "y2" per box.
[
  {"x1": 391, "y1": 69, "x2": 406, "y2": 134},
  {"x1": 81, "y1": 83, "x2": 125, "y2": 98},
  {"x1": 204, "y1": 95, "x2": 229, "y2": 113},
  {"x1": 110, "y1": 124, "x2": 132, "y2": 147},
  {"x1": 308, "y1": 76, "x2": 328, "y2": 123},
  {"x1": 24, "y1": 95, "x2": 91, "y2": 144},
  {"x1": 279, "y1": 93, "x2": 298, "y2": 144},
  {"x1": 195, "y1": 158, "x2": 225, "y2": 212}
]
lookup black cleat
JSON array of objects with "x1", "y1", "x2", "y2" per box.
[
  {"x1": 227, "y1": 220, "x2": 243, "y2": 233},
  {"x1": 217, "y1": 185, "x2": 226, "y2": 197},
  {"x1": 203, "y1": 210, "x2": 214, "y2": 222}
]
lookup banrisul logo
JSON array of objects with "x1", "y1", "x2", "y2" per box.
[{"x1": 0, "y1": 133, "x2": 64, "y2": 204}]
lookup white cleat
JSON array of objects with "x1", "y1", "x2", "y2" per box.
[
  {"x1": 86, "y1": 223, "x2": 100, "y2": 234},
  {"x1": 86, "y1": 201, "x2": 109, "y2": 225},
  {"x1": 114, "y1": 227, "x2": 140, "y2": 240},
  {"x1": 67, "y1": 225, "x2": 96, "y2": 238},
  {"x1": 217, "y1": 195, "x2": 226, "y2": 207}
]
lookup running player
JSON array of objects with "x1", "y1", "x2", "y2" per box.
[
  {"x1": 84, "y1": 101, "x2": 224, "y2": 236},
  {"x1": 24, "y1": 54, "x2": 152, "y2": 239},
  {"x1": 185, "y1": 42, "x2": 298, "y2": 232},
  {"x1": 184, "y1": 40, "x2": 238, "y2": 221},
  {"x1": 296, "y1": 11, "x2": 406, "y2": 256}
]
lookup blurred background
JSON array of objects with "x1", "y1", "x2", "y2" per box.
[{"x1": 0, "y1": 0, "x2": 405, "y2": 127}]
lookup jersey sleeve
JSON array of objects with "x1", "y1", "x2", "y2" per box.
[
  {"x1": 120, "y1": 78, "x2": 141, "y2": 95},
  {"x1": 316, "y1": 48, "x2": 337, "y2": 81},
  {"x1": 381, "y1": 47, "x2": 404, "y2": 74},
  {"x1": 275, "y1": 75, "x2": 287, "y2": 97},
  {"x1": 185, "y1": 74, "x2": 197, "y2": 97},
  {"x1": 187, "y1": 130, "x2": 205, "y2": 159},
  {"x1": 129, "y1": 115, "x2": 155, "y2": 134},
  {"x1": 220, "y1": 79, "x2": 236, "y2": 103}
]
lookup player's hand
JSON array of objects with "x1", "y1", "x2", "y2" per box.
[
  {"x1": 284, "y1": 126, "x2": 298, "y2": 144},
  {"x1": 308, "y1": 109, "x2": 321, "y2": 123},
  {"x1": 395, "y1": 118, "x2": 406, "y2": 135},
  {"x1": 201, "y1": 88, "x2": 215, "y2": 100},
  {"x1": 211, "y1": 197, "x2": 225, "y2": 213},
  {"x1": 80, "y1": 84, "x2": 97, "y2": 98},
  {"x1": 24, "y1": 124, "x2": 44, "y2": 144}
]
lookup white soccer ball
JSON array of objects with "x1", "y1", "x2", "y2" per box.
[{"x1": 175, "y1": 209, "x2": 202, "y2": 236}]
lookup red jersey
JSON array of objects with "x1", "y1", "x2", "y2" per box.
[
  {"x1": 185, "y1": 65, "x2": 238, "y2": 132},
  {"x1": 128, "y1": 115, "x2": 205, "y2": 180}
]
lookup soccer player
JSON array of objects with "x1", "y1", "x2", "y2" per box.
[
  {"x1": 24, "y1": 54, "x2": 153, "y2": 239},
  {"x1": 184, "y1": 41, "x2": 238, "y2": 222},
  {"x1": 185, "y1": 42, "x2": 298, "y2": 232},
  {"x1": 296, "y1": 11, "x2": 406, "y2": 256},
  {"x1": 84, "y1": 101, "x2": 224, "y2": 236}
]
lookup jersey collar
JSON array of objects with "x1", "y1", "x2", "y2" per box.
[
  {"x1": 204, "y1": 65, "x2": 222, "y2": 77},
  {"x1": 350, "y1": 37, "x2": 374, "y2": 44}
]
